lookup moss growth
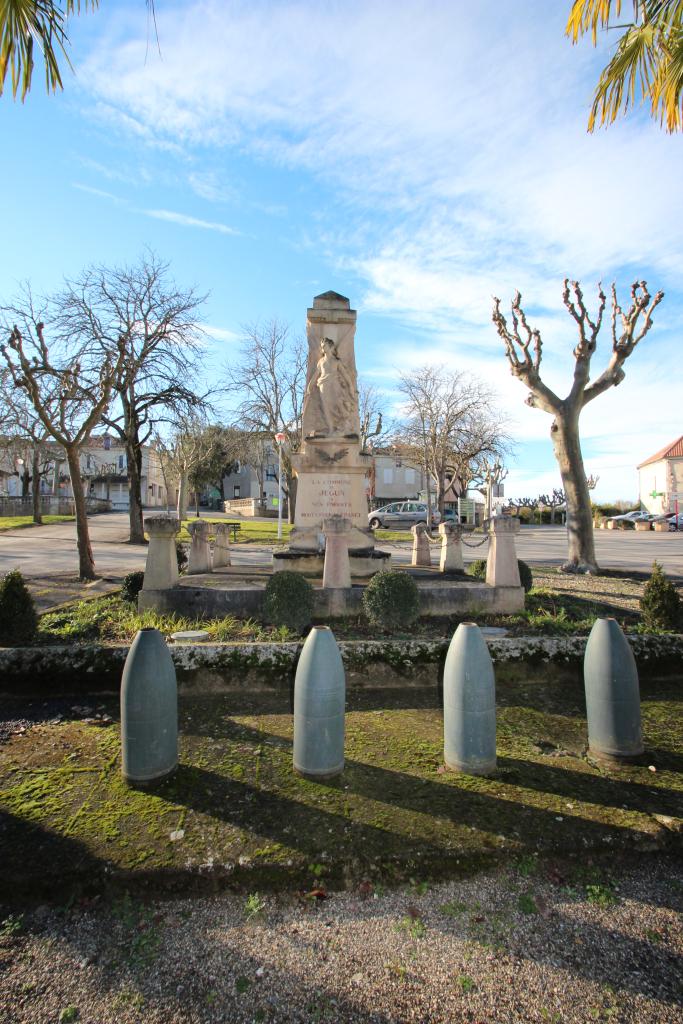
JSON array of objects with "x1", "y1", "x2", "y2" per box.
[{"x1": 0, "y1": 679, "x2": 680, "y2": 899}]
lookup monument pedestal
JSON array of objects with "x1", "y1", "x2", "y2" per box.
[{"x1": 273, "y1": 290, "x2": 389, "y2": 577}]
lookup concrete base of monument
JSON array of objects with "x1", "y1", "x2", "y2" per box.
[
  {"x1": 271, "y1": 548, "x2": 391, "y2": 577},
  {"x1": 138, "y1": 566, "x2": 525, "y2": 620},
  {"x1": 287, "y1": 524, "x2": 375, "y2": 553}
]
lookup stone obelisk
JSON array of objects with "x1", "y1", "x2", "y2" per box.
[{"x1": 288, "y1": 291, "x2": 374, "y2": 555}]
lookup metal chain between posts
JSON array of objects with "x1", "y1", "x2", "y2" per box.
[
  {"x1": 421, "y1": 528, "x2": 489, "y2": 548},
  {"x1": 461, "y1": 532, "x2": 489, "y2": 548}
]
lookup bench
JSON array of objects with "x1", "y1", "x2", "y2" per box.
[{"x1": 226, "y1": 522, "x2": 241, "y2": 543}]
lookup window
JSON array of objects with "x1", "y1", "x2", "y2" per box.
[
  {"x1": 118, "y1": 455, "x2": 125, "y2": 471},
  {"x1": 383, "y1": 468, "x2": 393, "y2": 484},
  {"x1": 233, "y1": 485, "x2": 241, "y2": 498},
  {"x1": 266, "y1": 464, "x2": 277, "y2": 480}
]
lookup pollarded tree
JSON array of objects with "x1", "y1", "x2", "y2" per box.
[
  {"x1": 493, "y1": 280, "x2": 663, "y2": 573},
  {"x1": 538, "y1": 488, "x2": 567, "y2": 525},
  {"x1": 471, "y1": 455, "x2": 508, "y2": 519}
]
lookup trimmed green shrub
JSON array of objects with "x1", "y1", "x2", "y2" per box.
[
  {"x1": 467, "y1": 558, "x2": 533, "y2": 592},
  {"x1": 517, "y1": 559, "x2": 533, "y2": 593},
  {"x1": 0, "y1": 569, "x2": 38, "y2": 644},
  {"x1": 640, "y1": 561, "x2": 681, "y2": 631},
  {"x1": 121, "y1": 571, "x2": 145, "y2": 603},
  {"x1": 263, "y1": 571, "x2": 314, "y2": 632},
  {"x1": 468, "y1": 559, "x2": 487, "y2": 581},
  {"x1": 176, "y1": 540, "x2": 188, "y2": 573},
  {"x1": 362, "y1": 570, "x2": 420, "y2": 629}
]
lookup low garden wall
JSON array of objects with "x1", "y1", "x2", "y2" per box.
[
  {"x1": 138, "y1": 581, "x2": 525, "y2": 619},
  {"x1": 1, "y1": 633, "x2": 681, "y2": 697}
]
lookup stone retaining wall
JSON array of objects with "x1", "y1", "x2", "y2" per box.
[
  {"x1": 138, "y1": 581, "x2": 525, "y2": 619},
  {"x1": 0, "y1": 634, "x2": 681, "y2": 697}
]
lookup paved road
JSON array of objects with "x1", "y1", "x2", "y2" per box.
[{"x1": 1, "y1": 513, "x2": 681, "y2": 579}]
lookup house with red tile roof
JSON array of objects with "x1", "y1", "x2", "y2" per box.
[{"x1": 637, "y1": 436, "x2": 683, "y2": 515}]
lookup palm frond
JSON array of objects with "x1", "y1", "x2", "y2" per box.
[
  {"x1": 651, "y1": 20, "x2": 683, "y2": 128},
  {"x1": 0, "y1": 1, "x2": 98, "y2": 101},
  {"x1": 588, "y1": 20, "x2": 661, "y2": 127},
  {"x1": 566, "y1": 0, "x2": 629, "y2": 44}
]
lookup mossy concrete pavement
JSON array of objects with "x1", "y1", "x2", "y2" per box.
[{"x1": 1, "y1": 677, "x2": 681, "y2": 902}]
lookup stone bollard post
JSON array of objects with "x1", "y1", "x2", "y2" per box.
[
  {"x1": 486, "y1": 516, "x2": 520, "y2": 587},
  {"x1": 322, "y1": 515, "x2": 352, "y2": 589},
  {"x1": 212, "y1": 523, "x2": 232, "y2": 568},
  {"x1": 411, "y1": 522, "x2": 432, "y2": 567},
  {"x1": 293, "y1": 626, "x2": 345, "y2": 778},
  {"x1": 584, "y1": 617, "x2": 643, "y2": 760},
  {"x1": 121, "y1": 627, "x2": 178, "y2": 786},
  {"x1": 443, "y1": 622, "x2": 497, "y2": 775},
  {"x1": 187, "y1": 519, "x2": 212, "y2": 574},
  {"x1": 142, "y1": 516, "x2": 180, "y2": 591},
  {"x1": 438, "y1": 521, "x2": 464, "y2": 572}
]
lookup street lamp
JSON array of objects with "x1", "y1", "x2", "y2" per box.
[{"x1": 274, "y1": 432, "x2": 287, "y2": 540}]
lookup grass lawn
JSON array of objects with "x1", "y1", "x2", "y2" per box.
[
  {"x1": 178, "y1": 518, "x2": 292, "y2": 544},
  {"x1": 176, "y1": 518, "x2": 409, "y2": 545},
  {"x1": 33, "y1": 567, "x2": 662, "y2": 645},
  {"x1": 39, "y1": 594, "x2": 295, "y2": 644},
  {"x1": 0, "y1": 680, "x2": 680, "y2": 897},
  {"x1": 0, "y1": 515, "x2": 74, "y2": 532}
]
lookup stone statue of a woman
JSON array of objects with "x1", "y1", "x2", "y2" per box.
[{"x1": 304, "y1": 337, "x2": 357, "y2": 438}]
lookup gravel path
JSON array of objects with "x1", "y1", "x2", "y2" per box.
[{"x1": 1, "y1": 856, "x2": 681, "y2": 1023}]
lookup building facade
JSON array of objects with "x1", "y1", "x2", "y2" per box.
[
  {"x1": 0, "y1": 434, "x2": 167, "y2": 511},
  {"x1": 638, "y1": 436, "x2": 683, "y2": 515}
]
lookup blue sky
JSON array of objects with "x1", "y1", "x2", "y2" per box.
[{"x1": 1, "y1": 0, "x2": 681, "y2": 503}]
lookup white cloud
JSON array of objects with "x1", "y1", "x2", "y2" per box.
[
  {"x1": 204, "y1": 324, "x2": 240, "y2": 344},
  {"x1": 141, "y1": 208, "x2": 240, "y2": 235},
  {"x1": 73, "y1": 182, "x2": 126, "y2": 204},
  {"x1": 75, "y1": 1, "x2": 682, "y2": 499}
]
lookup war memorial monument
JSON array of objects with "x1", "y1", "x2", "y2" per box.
[{"x1": 139, "y1": 290, "x2": 524, "y2": 619}]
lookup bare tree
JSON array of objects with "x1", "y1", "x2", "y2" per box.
[
  {"x1": 57, "y1": 251, "x2": 207, "y2": 543},
  {"x1": 154, "y1": 413, "x2": 216, "y2": 520},
  {"x1": 470, "y1": 455, "x2": 508, "y2": 519},
  {"x1": 359, "y1": 382, "x2": 393, "y2": 450},
  {"x1": 507, "y1": 497, "x2": 539, "y2": 518},
  {"x1": 224, "y1": 320, "x2": 306, "y2": 523},
  {"x1": 538, "y1": 488, "x2": 567, "y2": 525},
  {"x1": 0, "y1": 288, "x2": 125, "y2": 578},
  {"x1": 493, "y1": 279, "x2": 663, "y2": 572},
  {"x1": 398, "y1": 366, "x2": 508, "y2": 522},
  {"x1": 0, "y1": 370, "x2": 54, "y2": 522}
]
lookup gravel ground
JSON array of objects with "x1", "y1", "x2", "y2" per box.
[
  {"x1": 528, "y1": 568, "x2": 652, "y2": 617},
  {"x1": 1, "y1": 856, "x2": 681, "y2": 1024}
]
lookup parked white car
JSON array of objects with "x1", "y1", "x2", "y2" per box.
[{"x1": 607, "y1": 510, "x2": 652, "y2": 523}]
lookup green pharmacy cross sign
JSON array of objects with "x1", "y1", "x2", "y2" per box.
[{"x1": 650, "y1": 489, "x2": 664, "y2": 499}]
